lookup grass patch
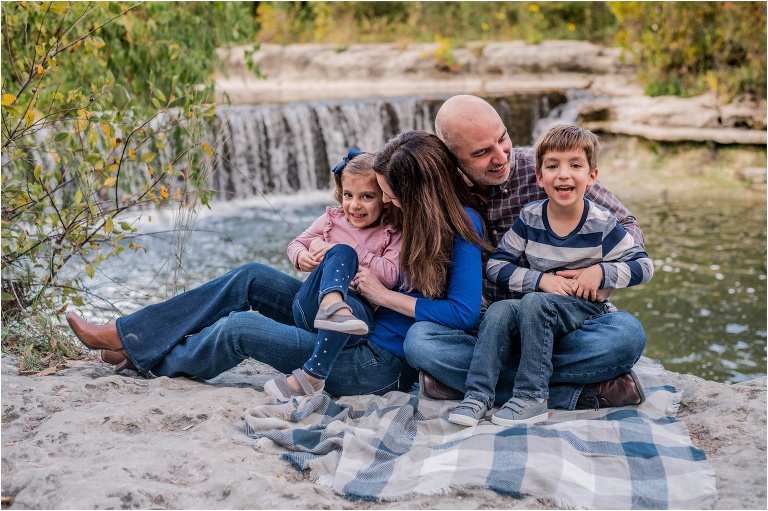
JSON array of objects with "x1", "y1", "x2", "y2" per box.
[{"x1": 1, "y1": 313, "x2": 85, "y2": 372}]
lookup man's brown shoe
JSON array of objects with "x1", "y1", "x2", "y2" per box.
[
  {"x1": 576, "y1": 370, "x2": 645, "y2": 410},
  {"x1": 419, "y1": 371, "x2": 463, "y2": 400}
]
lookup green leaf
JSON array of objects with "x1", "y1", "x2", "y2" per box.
[
  {"x1": 33, "y1": 165, "x2": 42, "y2": 180},
  {"x1": 54, "y1": 131, "x2": 70, "y2": 141},
  {"x1": 85, "y1": 264, "x2": 95, "y2": 279},
  {"x1": 119, "y1": 221, "x2": 133, "y2": 231},
  {"x1": 1, "y1": 291, "x2": 15, "y2": 301},
  {"x1": 35, "y1": 44, "x2": 46, "y2": 57},
  {"x1": 153, "y1": 88, "x2": 167, "y2": 103},
  {"x1": 74, "y1": 188, "x2": 83, "y2": 204},
  {"x1": 72, "y1": 296, "x2": 84, "y2": 306}
]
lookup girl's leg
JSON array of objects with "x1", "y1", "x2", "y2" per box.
[
  {"x1": 292, "y1": 244, "x2": 373, "y2": 331},
  {"x1": 116, "y1": 263, "x2": 302, "y2": 375},
  {"x1": 151, "y1": 310, "x2": 417, "y2": 396},
  {"x1": 281, "y1": 244, "x2": 374, "y2": 392}
]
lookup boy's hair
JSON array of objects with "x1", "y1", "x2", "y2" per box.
[
  {"x1": 333, "y1": 152, "x2": 402, "y2": 229},
  {"x1": 534, "y1": 124, "x2": 601, "y2": 175}
]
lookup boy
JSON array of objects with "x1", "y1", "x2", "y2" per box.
[{"x1": 448, "y1": 124, "x2": 654, "y2": 427}]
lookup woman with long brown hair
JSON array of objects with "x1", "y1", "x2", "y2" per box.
[{"x1": 65, "y1": 131, "x2": 488, "y2": 397}]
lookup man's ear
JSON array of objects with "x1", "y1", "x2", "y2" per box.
[{"x1": 457, "y1": 168, "x2": 474, "y2": 187}]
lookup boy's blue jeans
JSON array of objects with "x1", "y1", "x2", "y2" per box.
[
  {"x1": 464, "y1": 293, "x2": 611, "y2": 409},
  {"x1": 404, "y1": 300, "x2": 645, "y2": 410},
  {"x1": 116, "y1": 261, "x2": 415, "y2": 396},
  {"x1": 292, "y1": 244, "x2": 374, "y2": 380}
]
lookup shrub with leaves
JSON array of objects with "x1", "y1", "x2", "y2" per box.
[
  {"x1": 1, "y1": 1, "x2": 256, "y2": 351},
  {"x1": 609, "y1": 1, "x2": 767, "y2": 101}
]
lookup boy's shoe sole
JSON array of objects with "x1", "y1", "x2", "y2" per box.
[
  {"x1": 447, "y1": 413, "x2": 482, "y2": 427},
  {"x1": 491, "y1": 410, "x2": 548, "y2": 426}
]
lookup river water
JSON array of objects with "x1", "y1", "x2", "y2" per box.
[{"x1": 84, "y1": 189, "x2": 766, "y2": 384}]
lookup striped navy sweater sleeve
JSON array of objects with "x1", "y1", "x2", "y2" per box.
[{"x1": 486, "y1": 199, "x2": 653, "y2": 294}]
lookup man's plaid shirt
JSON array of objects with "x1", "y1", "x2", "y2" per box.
[{"x1": 475, "y1": 147, "x2": 645, "y2": 305}]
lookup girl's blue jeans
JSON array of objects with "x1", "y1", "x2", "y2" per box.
[
  {"x1": 292, "y1": 244, "x2": 375, "y2": 380},
  {"x1": 115, "y1": 261, "x2": 415, "y2": 396},
  {"x1": 464, "y1": 293, "x2": 611, "y2": 409}
]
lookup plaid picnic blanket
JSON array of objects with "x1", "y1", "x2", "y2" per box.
[{"x1": 237, "y1": 357, "x2": 716, "y2": 509}]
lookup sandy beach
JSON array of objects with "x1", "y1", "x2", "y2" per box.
[{"x1": 1, "y1": 351, "x2": 765, "y2": 509}]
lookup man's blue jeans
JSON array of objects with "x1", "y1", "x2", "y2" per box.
[
  {"x1": 404, "y1": 306, "x2": 645, "y2": 410},
  {"x1": 464, "y1": 294, "x2": 611, "y2": 410},
  {"x1": 292, "y1": 244, "x2": 374, "y2": 380},
  {"x1": 116, "y1": 262, "x2": 415, "y2": 396}
]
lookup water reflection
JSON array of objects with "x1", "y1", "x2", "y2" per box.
[
  {"x1": 609, "y1": 194, "x2": 767, "y2": 383},
  {"x1": 83, "y1": 192, "x2": 766, "y2": 383}
]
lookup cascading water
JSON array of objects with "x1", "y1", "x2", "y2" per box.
[{"x1": 210, "y1": 92, "x2": 567, "y2": 199}]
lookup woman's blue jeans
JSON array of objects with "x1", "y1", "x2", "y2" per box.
[
  {"x1": 403, "y1": 305, "x2": 646, "y2": 410},
  {"x1": 115, "y1": 262, "x2": 415, "y2": 396},
  {"x1": 292, "y1": 244, "x2": 374, "y2": 380},
  {"x1": 464, "y1": 293, "x2": 610, "y2": 409}
]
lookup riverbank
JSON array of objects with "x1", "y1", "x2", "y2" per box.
[
  {"x1": 216, "y1": 40, "x2": 766, "y2": 146},
  {"x1": 1, "y1": 353, "x2": 765, "y2": 509}
]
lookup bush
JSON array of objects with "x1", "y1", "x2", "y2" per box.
[
  {"x1": 1, "y1": 2, "x2": 257, "y2": 366},
  {"x1": 609, "y1": 1, "x2": 767, "y2": 100}
]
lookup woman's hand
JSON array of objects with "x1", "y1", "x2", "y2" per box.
[{"x1": 351, "y1": 267, "x2": 388, "y2": 306}]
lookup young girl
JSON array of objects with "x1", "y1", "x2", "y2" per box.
[{"x1": 264, "y1": 149, "x2": 403, "y2": 398}]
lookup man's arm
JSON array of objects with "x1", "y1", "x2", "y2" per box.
[{"x1": 586, "y1": 180, "x2": 644, "y2": 247}]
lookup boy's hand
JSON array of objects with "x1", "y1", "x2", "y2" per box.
[
  {"x1": 556, "y1": 268, "x2": 614, "y2": 301},
  {"x1": 297, "y1": 250, "x2": 322, "y2": 272},
  {"x1": 538, "y1": 273, "x2": 575, "y2": 296},
  {"x1": 570, "y1": 265, "x2": 603, "y2": 301}
]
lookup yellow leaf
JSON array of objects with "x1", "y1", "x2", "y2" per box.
[
  {"x1": 147, "y1": 164, "x2": 154, "y2": 177},
  {"x1": 24, "y1": 109, "x2": 34, "y2": 127},
  {"x1": 85, "y1": 264, "x2": 95, "y2": 279},
  {"x1": 140, "y1": 152, "x2": 156, "y2": 163},
  {"x1": 104, "y1": 217, "x2": 114, "y2": 234},
  {"x1": 104, "y1": 177, "x2": 117, "y2": 187},
  {"x1": 159, "y1": 186, "x2": 169, "y2": 200},
  {"x1": 167, "y1": 163, "x2": 173, "y2": 175},
  {"x1": 1, "y1": 94, "x2": 15, "y2": 106},
  {"x1": 75, "y1": 118, "x2": 87, "y2": 132},
  {"x1": 202, "y1": 143, "x2": 214, "y2": 156},
  {"x1": 37, "y1": 64, "x2": 44, "y2": 75},
  {"x1": 127, "y1": 148, "x2": 135, "y2": 160},
  {"x1": 172, "y1": 189, "x2": 181, "y2": 199},
  {"x1": 74, "y1": 189, "x2": 83, "y2": 204},
  {"x1": 33, "y1": 165, "x2": 42, "y2": 180}
]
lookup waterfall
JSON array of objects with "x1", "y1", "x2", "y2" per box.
[{"x1": 211, "y1": 92, "x2": 567, "y2": 199}]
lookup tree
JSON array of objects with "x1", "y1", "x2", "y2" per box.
[{"x1": 1, "y1": 1, "x2": 256, "y2": 359}]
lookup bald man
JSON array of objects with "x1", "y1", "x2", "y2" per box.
[{"x1": 406, "y1": 94, "x2": 646, "y2": 411}]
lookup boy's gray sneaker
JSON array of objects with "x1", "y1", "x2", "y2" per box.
[
  {"x1": 447, "y1": 397, "x2": 489, "y2": 427},
  {"x1": 491, "y1": 397, "x2": 548, "y2": 426}
]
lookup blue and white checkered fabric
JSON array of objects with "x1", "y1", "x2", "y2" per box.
[{"x1": 240, "y1": 357, "x2": 716, "y2": 509}]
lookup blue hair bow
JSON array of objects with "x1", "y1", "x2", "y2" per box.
[{"x1": 332, "y1": 148, "x2": 365, "y2": 175}]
